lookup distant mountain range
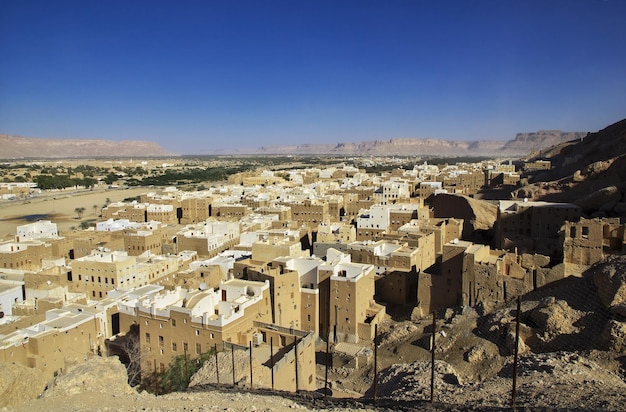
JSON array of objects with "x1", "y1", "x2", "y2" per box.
[
  {"x1": 220, "y1": 131, "x2": 588, "y2": 157},
  {"x1": 0, "y1": 130, "x2": 589, "y2": 159},
  {"x1": 0, "y1": 135, "x2": 173, "y2": 159}
]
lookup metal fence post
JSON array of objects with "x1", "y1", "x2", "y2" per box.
[
  {"x1": 511, "y1": 295, "x2": 522, "y2": 408},
  {"x1": 249, "y1": 341, "x2": 253, "y2": 389},
  {"x1": 325, "y1": 334, "x2": 330, "y2": 396},
  {"x1": 231, "y1": 344, "x2": 236, "y2": 386},
  {"x1": 294, "y1": 337, "x2": 299, "y2": 392},
  {"x1": 214, "y1": 343, "x2": 220, "y2": 384},
  {"x1": 373, "y1": 323, "x2": 378, "y2": 404},
  {"x1": 431, "y1": 311, "x2": 436, "y2": 403},
  {"x1": 270, "y1": 337, "x2": 275, "y2": 390}
]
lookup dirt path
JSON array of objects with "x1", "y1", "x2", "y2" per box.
[{"x1": 0, "y1": 187, "x2": 150, "y2": 239}]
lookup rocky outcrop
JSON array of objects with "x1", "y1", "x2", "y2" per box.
[
  {"x1": 591, "y1": 255, "x2": 626, "y2": 313},
  {"x1": 602, "y1": 320, "x2": 626, "y2": 352},
  {"x1": 0, "y1": 134, "x2": 173, "y2": 159},
  {"x1": 528, "y1": 297, "x2": 582, "y2": 339},
  {"x1": 430, "y1": 193, "x2": 497, "y2": 242},
  {"x1": 42, "y1": 356, "x2": 136, "y2": 398},
  {"x1": 0, "y1": 362, "x2": 49, "y2": 408}
]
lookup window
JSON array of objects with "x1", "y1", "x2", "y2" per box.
[
  {"x1": 582, "y1": 226, "x2": 589, "y2": 239},
  {"x1": 172, "y1": 342, "x2": 177, "y2": 351},
  {"x1": 195, "y1": 330, "x2": 200, "y2": 336},
  {"x1": 159, "y1": 336, "x2": 164, "y2": 347},
  {"x1": 196, "y1": 343, "x2": 202, "y2": 355},
  {"x1": 171, "y1": 319, "x2": 176, "y2": 327},
  {"x1": 145, "y1": 333, "x2": 151, "y2": 344},
  {"x1": 183, "y1": 342, "x2": 188, "y2": 352}
]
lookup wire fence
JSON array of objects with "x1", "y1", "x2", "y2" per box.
[{"x1": 169, "y1": 273, "x2": 625, "y2": 411}]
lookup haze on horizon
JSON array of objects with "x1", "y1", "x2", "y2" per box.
[{"x1": 1, "y1": 0, "x2": 625, "y2": 155}]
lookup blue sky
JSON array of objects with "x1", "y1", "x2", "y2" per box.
[{"x1": 1, "y1": 0, "x2": 625, "y2": 154}]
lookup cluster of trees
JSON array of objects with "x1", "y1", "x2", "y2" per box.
[
  {"x1": 34, "y1": 174, "x2": 98, "y2": 190},
  {"x1": 133, "y1": 166, "x2": 252, "y2": 186}
]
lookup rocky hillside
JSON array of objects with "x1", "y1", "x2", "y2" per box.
[
  {"x1": 513, "y1": 117, "x2": 626, "y2": 217},
  {"x1": 501, "y1": 130, "x2": 588, "y2": 153},
  {"x1": 0, "y1": 134, "x2": 173, "y2": 159}
]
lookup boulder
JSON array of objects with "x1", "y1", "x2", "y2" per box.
[
  {"x1": 464, "y1": 344, "x2": 489, "y2": 363},
  {"x1": 583, "y1": 160, "x2": 613, "y2": 176},
  {"x1": 602, "y1": 319, "x2": 626, "y2": 352},
  {"x1": 528, "y1": 298, "x2": 580, "y2": 338},
  {"x1": 591, "y1": 256, "x2": 626, "y2": 310},
  {"x1": 572, "y1": 169, "x2": 584, "y2": 182}
]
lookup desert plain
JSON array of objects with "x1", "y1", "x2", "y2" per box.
[{"x1": 0, "y1": 186, "x2": 149, "y2": 240}]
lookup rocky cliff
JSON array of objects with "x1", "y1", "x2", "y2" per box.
[
  {"x1": 502, "y1": 130, "x2": 588, "y2": 154},
  {"x1": 0, "y1": 135, "x2": 173, "y2": 159},
  {"x1": 216, "y1": 135, "x2": 570, "y2": 157},
  {"x1": 513, "y1": 117, "x2": 626, "y2": 218}
]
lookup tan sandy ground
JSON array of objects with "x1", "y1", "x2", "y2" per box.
[{"x1": 0, "y1": 187, "x2": 151, "y2": 240}]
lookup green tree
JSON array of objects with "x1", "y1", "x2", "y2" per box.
[
  {"x1": 74, "y1": 207, "x2": 86, "y2": 219},
  {"x1": 79, "y1": 220, "x2": 92, "y2": 230},
  {"x1": 104, "y1": 172, "x2": 119, "y2": 185},
  {"x1": 157, "y1": 349, "x2": 213, "y2": 394}
]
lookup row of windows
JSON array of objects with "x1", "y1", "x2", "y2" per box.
[
  {"x1": 78, "y1": 275, "x2": 115, "y2": 284},
  {"x1": 146, "y1": 332, "x2": 209, "y2": 355}
]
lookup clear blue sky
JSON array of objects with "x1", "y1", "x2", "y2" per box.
[{"x1": 1, "y1": 0, "x2": 625, "y2": 154}]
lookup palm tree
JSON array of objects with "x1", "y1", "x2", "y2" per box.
[{"x1": 74, "y1": 207, "x2": 86, "y2": 219}]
